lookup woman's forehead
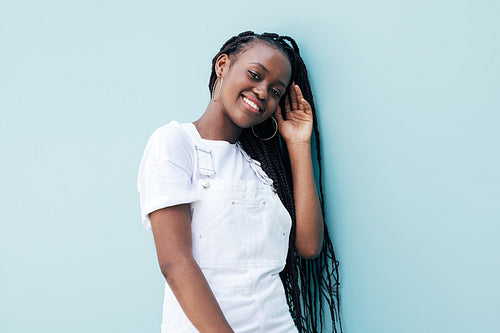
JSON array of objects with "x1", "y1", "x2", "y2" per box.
[
  {"x1": 233, "y1": 41, "x2": 291, "y2": 75},
  {"x1": 236, "y1": 40, "x2": 286, "y2": 61}
]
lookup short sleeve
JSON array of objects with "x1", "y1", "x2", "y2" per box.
[{"x1": 137, "y1": 121, "x2": 201, "y2": 230}]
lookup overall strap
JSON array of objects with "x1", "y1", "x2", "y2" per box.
[
  {"x1": 195, "y1": 144, "x2": 216, "y2": 177},
  {"x1": 236, "y1": 142, "x2": 275, "y2": 190},
  {"x1": 180, "y1": 123, "x2": 215, "y2": 188},
  {"x1": 194, "y1": 143, "x2": 215, "y2": 189}
]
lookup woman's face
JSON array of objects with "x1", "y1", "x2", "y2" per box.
[{"x1": 215, "y1": 40, "x2": 292, "y2": 129}]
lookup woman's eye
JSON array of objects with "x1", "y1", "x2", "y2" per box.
[
  {"x1": 249, "y1": 71, "x2": 260, "y2": 80},
  {"x1": 272, "y1": 89, "x2": 281, "y2": 97}
]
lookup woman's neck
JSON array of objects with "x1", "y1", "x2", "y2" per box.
[{"x1": 193, "y1": 102, "x2": 242, "y2": 144}]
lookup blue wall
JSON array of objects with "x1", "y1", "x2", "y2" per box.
[{"x1": 1, "y1": 1, "x2": 498, "y2": 332}]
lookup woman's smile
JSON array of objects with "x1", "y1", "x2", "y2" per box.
[{"x1": 241, "y1": 94, "x2": 264, "y2": 114}]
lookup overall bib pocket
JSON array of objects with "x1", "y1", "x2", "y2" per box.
[{"x1": 196, "y1": 198, "x2": 289, "y2": 268}]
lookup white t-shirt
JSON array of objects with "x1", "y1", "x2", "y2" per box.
[
  {"x1": 137, "y1": 120, "x2": 261, "y2": 230},
  {"x1": 137, "y1": 121, "x2": 297, "y2": 333}
]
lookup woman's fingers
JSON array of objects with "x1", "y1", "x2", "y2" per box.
[
  {"x1": 301, "y1": 97, "x2": 312, "y2": 115},
  {"x1": 294, "y1": 84, "x2": 304, "y2": 102},
  {"x1": 290, "y1": 82, "x2": 299, "y2": 111},
  {"x1": 294, "y1": 85, "x2": 312, "y2": 115},
  {"x1": 294, "y1": 85, "x2": 305, "y2": 111},
  {"x1": 283, "y1": 84, "x2": 312, "y2": 119},
  {"x1": 293, "y1": 84, "x2": 312, "y2": 114},
  {"x1": 274, "y1": 105, "x2": 284, "y2": 125},
  {"x1": 284, "y1": 94, "x2": 291, "y2": 113}
]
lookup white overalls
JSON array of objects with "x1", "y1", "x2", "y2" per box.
[{"x1": 160, "y1": 123, "x2": 298, "y2": 333}]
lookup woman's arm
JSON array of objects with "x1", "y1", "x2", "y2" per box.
[
  {"x1": 275, "y1": 84, "x2": 324, "y2": 258},
  {"x1": 150, "y1": 204, "x2": 234, "y2": 333},
  {"x1": 287, "y1": 141, "x2": 324, "y2": 258}
]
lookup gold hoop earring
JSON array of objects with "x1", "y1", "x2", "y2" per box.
[
  {"x1": 211, "y1": 76, "x2": 223, "y2": 101},
  {"x1": 252, "y1": 116, "x2": 278, "y2": 141}
]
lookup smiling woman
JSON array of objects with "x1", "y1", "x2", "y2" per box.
[
  {"x1": 209, "y1": 43, "x2": 291, "y2": 128},
  {"x1": 137, "y1": 31, "x2": 342, "y2": 333}
]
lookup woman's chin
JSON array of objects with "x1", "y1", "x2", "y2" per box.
[{"x1": 230, "y1": 111, "x2": 260, "y2": 129}]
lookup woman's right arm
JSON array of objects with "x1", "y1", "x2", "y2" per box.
[{"x1": 150, "y1": 204, "x2": 234, "y2": 333}]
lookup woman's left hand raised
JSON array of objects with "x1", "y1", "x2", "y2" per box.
[{"x1": 275, "y1": 83, "x2": 313, "y2": 145}]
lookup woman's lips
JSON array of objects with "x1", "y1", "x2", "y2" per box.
[{"x1": 242, "y1": 95, "x2": 264, "y2": 113}]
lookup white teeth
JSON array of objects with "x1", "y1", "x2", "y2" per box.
[{"x1": 243, "y1": 97, "x2": 260, "y2": 111}]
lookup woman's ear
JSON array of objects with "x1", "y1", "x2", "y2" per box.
[{"x1": 215, "y1": 54, "x2": 229, "y2": 77}]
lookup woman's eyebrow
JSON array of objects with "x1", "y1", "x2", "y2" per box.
[
  {"x1": 251, "y1": 62, "x2": 269, "y2": 72},
  {"x1": 250, "y1": 62, "x2": 287, "y2": 88}
]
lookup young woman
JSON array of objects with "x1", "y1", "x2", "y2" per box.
[{"x1": 137, "y1": 31, "x2": 342, "y2": 333}]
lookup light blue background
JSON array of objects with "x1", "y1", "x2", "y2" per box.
[{"x1": 1, "y1": 1, "x2": 498, "y2": 332}]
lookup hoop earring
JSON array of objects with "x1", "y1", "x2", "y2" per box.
[
  {"x1": 252, "y1": 116, "x2": 278, "y2": 141},
  {"x1": 211, "y1": 76, "x2": 223, "y2": 101}
]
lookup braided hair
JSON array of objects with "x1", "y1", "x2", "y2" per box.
[{"x1": 209, "y1": 31, "x2": 342, "y2": 333}]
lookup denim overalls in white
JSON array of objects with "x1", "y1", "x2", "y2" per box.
[{"x1": 160, "y1": 124, "x2": 298, "y2": 333}]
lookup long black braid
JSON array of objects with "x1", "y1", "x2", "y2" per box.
[{"x1": 209, "y1": 31, "x2": 342, "y2": 333}]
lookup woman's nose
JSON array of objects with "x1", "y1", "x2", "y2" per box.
[{"x1": 253, "y1": 84, "x2": 267, "y2": 100}]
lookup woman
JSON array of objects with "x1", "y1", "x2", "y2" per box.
[{"x1": 137, "y1": 31, "x2": 342, "y2": 333}]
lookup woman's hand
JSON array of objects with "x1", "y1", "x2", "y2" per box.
[
  {"x1": 275, "y1": 83, "x2": 324, "y2": 258},
  {"x1": 275, "y1": 83, "x2": 313, "y2": 145}
]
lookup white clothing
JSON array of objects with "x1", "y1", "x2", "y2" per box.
[
  {"x1": 138, "y1": 121, "x2": 259, "y2": 231},
  {"x1": 137, "y1": 121, "x2": 298, "y2": 333}
]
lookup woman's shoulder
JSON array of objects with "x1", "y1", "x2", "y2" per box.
[
  {"x1": 149, "y1": 120, "x2": 194, "y2": 147},
  {"x1": 142, "y1": 120, "x2": 197, "y2": 162},
  {"x1": 151, "y1": 120, "x2": 188, "y2": 138}
]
